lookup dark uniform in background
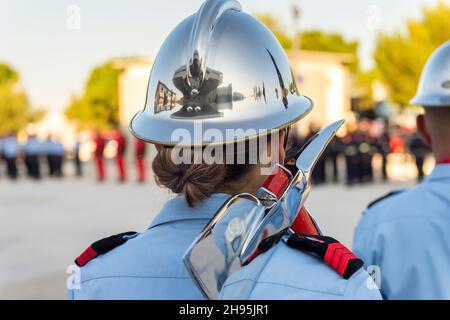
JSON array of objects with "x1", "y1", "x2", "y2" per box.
[
  {"x1": 325, "y1": 136, "x2": 343, "y2": 183},
  {"x1": 408, "y1": 132, "x2": 430, "y2": 181},
  {"x1": 44, "y1": 137, "x2": 55, "y2": 177},
  {"x1": 343, "y1": 130, "x2": 359, "y2": 185},
  {"x1": 24, "y1": 135, "x2": 42, "y2": 179},
  {"x1": 74, "y1": 140, "x2": 82, "y2": 177},
  {"x1": 356, "y1": 120, "x2": 375, "y2": 183},
  {"x1": 44, "y1": 137, "x2": 65, "y2": 177},
  {"x1": 52, "y1": 140, "x2": 65, "y2": 177},
  {"x1": 305, "y1": 127, "x2": 326, "y2": 184},
  {"x1": 375, "y1": 122, "x2": 391, "y2": 181}
]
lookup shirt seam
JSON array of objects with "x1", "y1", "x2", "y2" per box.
[
  {"x1": 222, "y1": 278, "x2": 343, "y2": 297},
  {"x1": 77, "y1": 275, "x2": 192, "y2": 285},
  {"x1": 358, "y1": 216, "x2": 450, "y2": 230},
  {"x1": 248, "y1": 245, "x2": 279, "y2": 298}
]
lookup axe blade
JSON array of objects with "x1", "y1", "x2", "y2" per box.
[
  {"x1": 240, "y1": 120, "x2": 345, "y2": 264},
  {"x1": 183, "y1": 193, "x2": 266, "y2": 299}
]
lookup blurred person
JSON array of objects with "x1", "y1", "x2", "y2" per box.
[
  {"x1": 305, "y1": 123, "x2": 326, "y2": 184},
  {"x1": 408, "y1": 132, "x2": 430, "y2": 181},
  {"x1": 389, "y1": 126, "x2": 405, "y2": 153},
  {"x1": 353, "y1": 41, "x2": 450, "y2": 299},
  {"x1": 325, "y1": 136, "x2": 342, "y2": 183},
  {"x1": 342, "y1": 123, "x2": 360, "y2": 185},
  {"x1": 94, "y1": 130, "x2": 106, "y2": 182},
  {"x1": 51, "y1": 138, "x2": 65, "y2": 177},
  {"x1": 23, "y1": 133, "x2": 42, "y2": 179},
  {"x1": 44, "y1": 136, "x2": 55, "y2": 176},
  {"x1": 2, "y1": 132, "x2": 20, "y2": 179},
  {"x1": 135, "y1": 138, "x2": 146, "y2": 183},
  {"x1": 355, "y1": 118, "x2": 374, "y2": 183},
  {"x1": 73, "y1": 138, "x2": 82, "y2": 177},
  {"x1": 68, "y1": 0, "x2": 380, "y2": 300},
  {"x1": 375, "y1": 120, "x2": 391, "y2": 182},
  {"x1": 115, "y1": 129, "x2": 127, "y2": 182},
  {"x1": 44, "y1": 135, "x2": 65, "y2": 177}
]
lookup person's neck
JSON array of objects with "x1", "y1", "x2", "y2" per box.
[
  {"x1": 216, "y1": 173, "x2": 266, "y2": 196},
  {"x1": 216, "y1": 182, "x2": 260, "y2": 196}
]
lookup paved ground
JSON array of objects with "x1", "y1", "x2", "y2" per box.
[{"x1": 0, "y1": 163, "x2": 416, "y2": 299}]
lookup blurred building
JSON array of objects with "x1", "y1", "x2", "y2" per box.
[
  {"x1": 114, "y1": 50, "x2": 353, "y2": 136},
  {"x1": 288, "y1": 50, "x2": 353, "y2": 136},
  {"x1": 114, "y1": 58, "x2": 153, "y2": 128}
]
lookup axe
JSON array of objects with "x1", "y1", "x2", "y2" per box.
[{"x1": 183, "y1": 119, "x2": 345, "y2": 299}]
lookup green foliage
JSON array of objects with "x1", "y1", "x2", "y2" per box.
[
  {"x1": 256, "y1": 14, "x2": 293, "y2": 49},
  {"x1": 0, "y1": 63, "x2": 45, "y2": 135},
  {"x1": 65, "y1": 62, "x2": 121, "y2": 130},
  {"x1": 374, "y1": 1, "x2": 450, "y2": 106},
  {"x1": 0, "y1": 63, "x2": 18, "y2": 86},
  {"x1": 300, "y1": 31, "x2": 359, "y2": 72},
  {"x1": 255, "y1": 15, "x2": 359, "y2": 73}
]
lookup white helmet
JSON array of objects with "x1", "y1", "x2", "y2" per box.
[
  {"x1": 410, "y1": 40, "x2": 450, "y2": 107},
  {"x1": 129, "y1": 0, "x2": 313, "y2": 146}
]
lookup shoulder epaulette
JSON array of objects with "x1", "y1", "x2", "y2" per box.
[
  {"x1": 286, "y1": 233, "x2": 364, "y2": 279},
  {"x1": 367, "y1": 189, "x2": 407, "y2": 210},
  {"x1": 75, "y1": 231, "x2": 138, "y2": 267}
]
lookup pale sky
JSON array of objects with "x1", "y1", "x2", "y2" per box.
[{"x1": 0, "y1": 0, "x2": 446, "y2": 113}]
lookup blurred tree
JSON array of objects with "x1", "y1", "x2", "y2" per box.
[
  {"x1": 300, "y1": 31, "x2": 359, "y2": 72},
  {"x1": 0, "y1": 63, "x2": 19, "y2": 86},
  {"x1": 256, "y1": 14, "x2": 359, "y2": 73},
  {"x1": 374, "y1": 1, "x2": 450, "y2": 107},
  {"x1": 0, "y1": 63, "x2": 45, "y2": 135},
  {"x1": 256, "y1": 14, "x2": 293, "y2": 49},
  {"x1": 65, "y1": 62, "x2": 121, "y2": 130}
]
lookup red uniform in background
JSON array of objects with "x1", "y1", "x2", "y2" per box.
[
  {"x1": 135, "y1": 139, "x2": 146, "y2": 183},
  {"x1": 94, "y1": 133, "x2": 106, "y2": 181},
  {"x1": 115, "y1": 131, "x2": 127, "y2": 182}
]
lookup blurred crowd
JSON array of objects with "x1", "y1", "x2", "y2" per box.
[
  {"x1": 292, "y1": 118, "x2": 431, "y2": 185},
  {"x1": 0, "y1": 129, "x2": 148, "y2": 183},
  {"x1": 0, "y1": 119, "x2": 431, "y2": 184}
]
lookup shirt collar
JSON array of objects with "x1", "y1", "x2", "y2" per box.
[
  {"x1": 424, "y1": 164, "x2": 450, "y2": 183},
  {"x1": 149, "y1": 192, "x2": 232, "y2": 229}
]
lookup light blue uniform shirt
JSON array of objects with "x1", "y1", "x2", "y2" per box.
[
  {"x1": 219, "y1": 236, "x2": 382, "y2": 300},
  {"x1": 353, "y1": 164, "x2": 450, "y2": 300},
  {"x1": 2, "y1": 136, "x2": 20, "y2": 158},
  {"x1": 68, "y1": 193, "x2": 231, "y2": 300},
  {"x1": 24, "y1": 138, "x2": 43, "y2": 155},
  {"x1": 44, "y1": 140, "x2": 65, "y2": 155}
]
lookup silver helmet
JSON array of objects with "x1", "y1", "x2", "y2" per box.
[
  {"x1": 129, "y1": 0, "x2": 313, "y2": 146},
  {"x1": 410, "y1": 40, "x2": 450, "y2": 107}
]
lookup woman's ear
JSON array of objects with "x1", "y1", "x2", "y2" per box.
[{"x1": 416, "y1": 114, "x2": 432, "y2": 146}]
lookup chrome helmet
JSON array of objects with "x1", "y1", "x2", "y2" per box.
[
  {"x1": 129, "y1": 0, "x2": 313, "y2": 146},
  {"x1": 410, "y1": 40, "x2": 450, "y2": 107}
]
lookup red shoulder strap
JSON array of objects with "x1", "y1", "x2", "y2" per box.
[
  {"x1": 286, "y1": 233, "x2": 364, "y2": 279},
  {"x1": 75, "y1": 231, "x2": 137, "y2": 267}
]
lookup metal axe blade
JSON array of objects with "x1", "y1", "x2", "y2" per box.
[{"x1": 240, "y1": 119, "x2": 345, "y2": 264}]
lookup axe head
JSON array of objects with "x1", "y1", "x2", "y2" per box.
[
  {"x1": 183, "y1": 193, "x2": 266, "y2": 299},
  {"x1": 183, "y1": 120, "x2": 345, "y2": 299},
  {"x1": 240, "y1": 120, "x2": 345, "y2": 264}
]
